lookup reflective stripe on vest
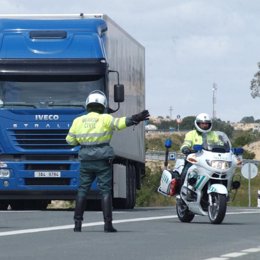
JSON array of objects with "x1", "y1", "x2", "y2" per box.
[{"x1": 66, "y1": 112, "x2": 127, "y2": 145}]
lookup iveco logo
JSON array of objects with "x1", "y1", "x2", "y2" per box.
[{"x1": 35, "y1": 115, "x2": 59, "y2": 120}]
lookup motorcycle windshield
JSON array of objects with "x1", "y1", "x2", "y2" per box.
[{"x1": 202, "y1": 131, "x2": 231, "y2": 153}]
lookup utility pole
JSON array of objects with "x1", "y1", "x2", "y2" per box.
[{"x1": 212, "y1": 83, "x2": 217, "y2": 119}]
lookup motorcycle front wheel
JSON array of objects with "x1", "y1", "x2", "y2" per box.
[
  {"x1": 208, "y1": 193, "x2": 227, "y2": 224},
  {"x1": 176, "y1": 198, "x2": 195, "y2": 223}
]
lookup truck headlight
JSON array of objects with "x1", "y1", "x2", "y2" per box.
[{"x1": 0, "y1": 169, "x2": 11, "y2": 178}]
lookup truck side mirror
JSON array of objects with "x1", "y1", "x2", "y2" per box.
[{"x1": 114, "y1": 84, "x2": 124, "y2": 103}]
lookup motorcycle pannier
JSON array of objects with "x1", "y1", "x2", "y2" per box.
[{"x1": 158, "y1": 170, "x2": 180, "y2": 197}]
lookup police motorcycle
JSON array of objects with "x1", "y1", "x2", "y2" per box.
[{"x1": 158, "y1": 131, "x2": 243, "y2": 224}]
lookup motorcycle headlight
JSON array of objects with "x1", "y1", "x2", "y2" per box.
[{"x1": 206, "y1": 160, "x2": 231, "y2": 170}]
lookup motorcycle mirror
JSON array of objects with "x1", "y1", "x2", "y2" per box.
[
  {"x1": 232, "y1": 147, "x2": 244, "y2": 155},
  {"x1": 193, "y1": 144, "x2": 203, "y2": 152},
  {"x1": 164, "y1": 139, "x2": 172, "y2": 148}
]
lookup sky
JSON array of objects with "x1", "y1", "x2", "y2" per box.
[{"x1": 1, "y1": 0, "x2": 260, "y2": 122}]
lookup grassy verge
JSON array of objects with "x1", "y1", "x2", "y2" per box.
[{"x1": 137, "y1": 162, "x2": 260, "y2": 208}]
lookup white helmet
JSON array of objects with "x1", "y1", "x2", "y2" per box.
[
  {"x1": 85, "y1": 90, "x2": 107, "y2": 108},
  {"x1": 194, "y1": 113, "x2": 212, "y2": 133}
]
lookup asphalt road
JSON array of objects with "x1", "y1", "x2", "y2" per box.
[{"x1": 0, "y1": 206, "x2": 260, "y2": 260}]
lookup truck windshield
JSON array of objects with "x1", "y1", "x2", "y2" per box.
[{"x1": 0, "y1": 78, "x2": 105, "y2": 108}]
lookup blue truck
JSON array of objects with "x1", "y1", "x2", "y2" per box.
[{"x1": 0, "y1": 14, "x2": 145, "y2": 210}]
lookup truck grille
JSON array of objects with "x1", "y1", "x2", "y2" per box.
[
  {"x1": 24, "y1": 178, "x2": 71, "y2": 186},
  {"x1": 10, "y1": 129, "x2": 71, "y2": 150}
]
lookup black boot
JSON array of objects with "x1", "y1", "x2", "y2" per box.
[
  {"x1": 74, "y1": 220, "x2": 82, "y2": 232},
  {"x1": 102, "y1": 193, "x2": 117, "y2": 232},
  {"x1": 73, "y1": 196, "x2": 87, "y2": 232}
]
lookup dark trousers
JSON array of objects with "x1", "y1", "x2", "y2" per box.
[
  {"x1": 74, "y1": 159, "x2": 113, "y2": 223},
  {"x1": 77, "y1": 159, "x2": 112, "y2": 197},
  {"x1": 180, "y1": 161, "x2": 192, "y2": 186}
]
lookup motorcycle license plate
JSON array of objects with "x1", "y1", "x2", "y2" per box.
[{"x1": 34, "y1": 171, "x2": 61, "y2": 177}]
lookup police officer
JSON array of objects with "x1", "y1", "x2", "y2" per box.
[
  {"x1": 180, "y1": 113, "x2": 218, "y2": 186},
  {"x1": 66, "y1": 90, "x2": 149, "y2": 233}
]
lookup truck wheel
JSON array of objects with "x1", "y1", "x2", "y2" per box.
[
  {"x1": 26, "y1": 200, "x2": 49, "y2": 210},
  {"x1": 0, "y1": 200, "x2": 9, "y2": 210},
  {"x1": 10, "y1": 200, "x2": 49, "y2": 210},
  {"x1": 86, "y1": 200, "x2": 101, "y2": 211},
  {"x1": 127, "y1": 164, "x2": 136, "y2": 208},
  {"x1": 9, "y1": 200, "x2": 26, "y2": 210},
  {"x1": 113, "y1": 163, "x2": 136, "y2": 209}
]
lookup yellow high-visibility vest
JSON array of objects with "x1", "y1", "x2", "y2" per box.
[
  {"x1": 66, "y1": 112, "x2": 127, "y2": 146},
  {"x1": 180, "y1": 130, "x2": 219, "y2": 151}
]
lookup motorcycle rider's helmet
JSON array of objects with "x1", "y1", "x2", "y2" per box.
[
  {"x1": 194, "y1": 113, "x2": 212, "y2": 133},
  {"x1": 86, "y1": 90, "x2": 107, "y2": 113}
]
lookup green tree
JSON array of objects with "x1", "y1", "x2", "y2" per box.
[
  {"x1": 179, "y1": 116, "x2": 195, "y2": 130},
  {"x1": 240, "y1": 116, "x2": 255, "y2": 123},
  {"x1": 213, "y1": 119, "x2": 234, "y2": 137}
]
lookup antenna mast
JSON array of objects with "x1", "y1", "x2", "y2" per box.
[
  {"x1": 169, "y1": 106, "x2": 173, "y2": 119},
  {"x1": 212, "y1": 83, "x2": 217, "y2": 119}
]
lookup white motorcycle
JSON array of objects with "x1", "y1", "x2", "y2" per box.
[{"x1": 158, "y1": 131, "x2": 243, "y2": 224}]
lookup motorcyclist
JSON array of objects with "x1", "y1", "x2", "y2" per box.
[{"x1": 180, "y1": 113, "x2": 218, "y2": 188}]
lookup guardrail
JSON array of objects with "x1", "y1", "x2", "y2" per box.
[{"x1": 146, "y1": 151, "x2": 184, "y2": 161}]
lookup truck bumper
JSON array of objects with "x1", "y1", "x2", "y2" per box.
[{"x1": 0, "y1": 160, "x2": 99, "y2": 200}]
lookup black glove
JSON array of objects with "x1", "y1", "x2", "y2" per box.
[
  {"x1": 131, "y1": 110, "x2": 150, "y2": 125},
  {"x1": 181, "y1": 147, "x2": 191, "y2": 155}
]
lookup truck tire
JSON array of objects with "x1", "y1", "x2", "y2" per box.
[
  {"x1": 10, "y1": 200, "x2": 49, "y2": 210},
  {"x1": 127, "y1": 164, "x2": 136, "y2": 208},
  {"x1": 26, "y1": 200, "x2": 49, "y2": 210},
  {"x1": 9, "y1": 200, "x2": 26, "y2": 210},
  {"x1": 113, "y1": 163, "x2": 136, "y2": 209},
  {"x1": 0, "y1": 200, "x2": 9, "y2": 210},
  {"x1": 86, "y1": 199, "x2": 101, "y2": 211}
]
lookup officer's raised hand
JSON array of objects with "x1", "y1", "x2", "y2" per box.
[{"x1": 131, "y1": 110, "x2": 150, "y2": 125}]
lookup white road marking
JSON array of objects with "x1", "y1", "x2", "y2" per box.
[
  {"x1": 0, "y1": 215, "x2": 178, "y2": 237},
  {"x1": 204, "y1": 257, "x2": 229, "y2": 260},
  {"x1": 0, "y1": 209, "x2": 260, "y2": 260},
  {"x1": 203, "y1": 248, "x2": 260, "y2": 260},
  {"x1": 203, "y1": 246, "x2": 260, "y2": 260},
  {"x1": 0, "y1": 209, "x2": 259, "y2": 237},
  {"x1": 242, "y1": 247, "x2": 260, "y2": 253},
  {"x1": 221, "y1": 252, "x2": 247, "y2": 257}
]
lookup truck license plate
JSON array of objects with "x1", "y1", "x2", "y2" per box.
[{"x1": 34, "y1": 171, "x2": 61, "y2": 177}]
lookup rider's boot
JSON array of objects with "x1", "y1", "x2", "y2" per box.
[
  {"x1": 73, "y1": 196, "x2": 87, "y2": 232},
  {"x1": 102, "y1": 193, "x2": 117, "y2": 232}
]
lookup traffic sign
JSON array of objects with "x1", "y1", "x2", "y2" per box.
[{"x1": 241, "y1": 163, "x2": 258, "y2": 179}]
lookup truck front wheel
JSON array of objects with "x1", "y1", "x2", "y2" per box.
[{"x1": 10, "y1": 200, "x2": 49, "y2": 210}]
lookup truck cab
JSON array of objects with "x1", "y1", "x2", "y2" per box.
[{"x1": 0, "y1": 14, "x2": 145, "y2": 210}]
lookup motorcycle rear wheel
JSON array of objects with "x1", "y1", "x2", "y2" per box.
[
  {"x1": 208, "y1": 193, "x2": 227, "y2": 224},
  {"x1": 176, "y1": 198, "x2": 195, "y2": 223}
]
